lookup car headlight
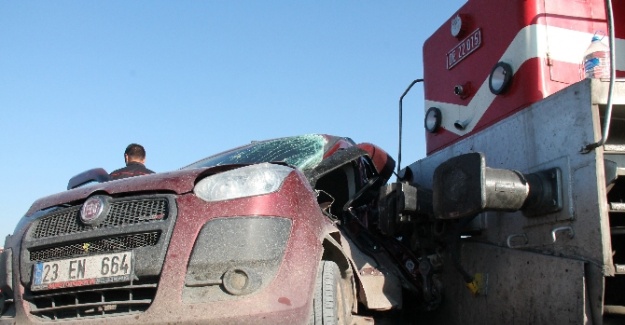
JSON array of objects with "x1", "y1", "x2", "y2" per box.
[{"x1": 194, "y1": 163, "x2": 293, "y2": 202}]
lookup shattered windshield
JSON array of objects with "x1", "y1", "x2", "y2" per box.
[{"x1": 183, "y1": 134, "x2": 328, "y2": 171}]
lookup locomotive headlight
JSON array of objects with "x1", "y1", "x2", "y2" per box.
[
  {"x1": 425, "y1": 107, "x2": 442, "y2": 133},
  {"x1": 489, "y1": 62, "x2": 513, "y2": 95},
  {"x1": 194, "y1": 163, "x2": 293, "y2": 202}
]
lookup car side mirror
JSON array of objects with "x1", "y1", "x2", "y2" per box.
[{"x1": 67, "y1": 168, "x2": 110, "y2": 190}]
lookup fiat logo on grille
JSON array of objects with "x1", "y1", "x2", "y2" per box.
[{"x1": 80, "y1": 196, "x2": 108, "y2": 225}]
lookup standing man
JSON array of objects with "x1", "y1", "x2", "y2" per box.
[{"x1": 109, "y1": 143, "x2": 155, "y2": 180}]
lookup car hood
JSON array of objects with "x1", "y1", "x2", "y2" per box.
[{"x1": 25, "y1": 166, "x2": 235, "y2": 216}]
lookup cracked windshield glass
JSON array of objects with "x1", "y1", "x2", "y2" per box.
[{"x1": 183, "y1": 134, "x2": 326, "y2": 171}]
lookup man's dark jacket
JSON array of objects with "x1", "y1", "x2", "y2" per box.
[{"x1": 109, "y1": 162, "x2": 155, "y2": 180}]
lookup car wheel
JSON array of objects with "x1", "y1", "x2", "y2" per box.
[{"x1": 310, "y1": 260, "x2": 352, "y2": 325}]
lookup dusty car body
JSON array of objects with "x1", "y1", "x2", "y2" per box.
[{"x1": 0, "y1": 134, "x2": 403, "y2": 325}]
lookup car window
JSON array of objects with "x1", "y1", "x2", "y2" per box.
[{"x1": 182, "y1": 134, "x2": 327, "y2": 171}]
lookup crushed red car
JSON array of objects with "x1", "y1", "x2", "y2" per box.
[{"x1": 0, "y1": 134, "x2": 437, "y2": 324}]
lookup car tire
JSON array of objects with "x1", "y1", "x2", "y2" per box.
[{"x1": 310, "y1": 260, "x2": 351, "y2": 325}]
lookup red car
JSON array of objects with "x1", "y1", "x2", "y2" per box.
[{"x1": 0, "y1": 134, "x2": 437, "y2": 325}]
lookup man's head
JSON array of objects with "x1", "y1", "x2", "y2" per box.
[{"x1": 124, "y1": 143, "x2": 147, "y2": 164}]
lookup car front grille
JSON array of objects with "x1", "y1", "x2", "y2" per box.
[
  {"x1": 23, "y1": 194, "x2": 177, "y2": 321},
  {"x1": 32, "y1": 197, "x2": 169, "y2": 239},
  {"x1": 27, "y1": 277, "x2": 158, "y2": 321},
  {"x1": 29, "y1": 232, "x2": 161, "y2": 262}
]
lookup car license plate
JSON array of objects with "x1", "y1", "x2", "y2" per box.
[{"x1": 32, "y1": 251, "x2": 133, "y2": 291}]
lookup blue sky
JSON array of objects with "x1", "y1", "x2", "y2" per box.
[{"x1": 0, "y1": 1, "x2": 465, "y2": 236}]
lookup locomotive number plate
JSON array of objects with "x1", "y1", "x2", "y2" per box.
[{"x1": 447, "y1": 28, "x2": 482, "y2": 69}]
